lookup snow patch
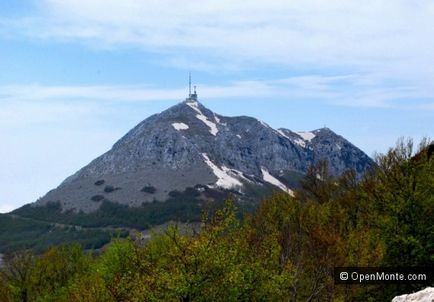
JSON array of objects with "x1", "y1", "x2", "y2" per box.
[
  {"x1": 260, "y1": 120, "x2": 270, "y2": 128},
  {"x1": 276, "y1": 129, "x2": 289, "y2": 139},
  {"x1": 293, "y1": 138, "x2": 306, "y2": 148},
  {"x1": 261, "y1": 168, "x2": 294, "y2": 196},
  {"x1": 172, "y1": 122, "x2": 189, "y2": 131},
  {"x1": 202, "y1": 153, "x2": 242, "y2": 189},
  {"x1": 277, "y1": 129, "x2": 307, "y2": 148},
  {"x1": 236, "y1": 134, "x2": 242, "y2": 139},
  {"x1": 186, "y1": 100, "x2": 200, "y2": 112},
  {"x1": 196, "y1": 114, "x2": 219, "y2": 136},
  {"x1": 229, "y1": 169, "x2": 252, "y2": 183},
  {"x1": 297, "y1": 131, "x2": 316, "y2": 141},
  {"x1": 186, "y1": 101, "x2": 219, "y2": 136},
  {"x1": 277, "y1": 129, "x2": 306, "y2": 148}
]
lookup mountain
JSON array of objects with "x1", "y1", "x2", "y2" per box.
[
  {"x1": 28, "y1": 94, "x2": 373, "y2": 214},
  {"x1": 2, "y1": 93, "x2": 375, "y2": 252}
]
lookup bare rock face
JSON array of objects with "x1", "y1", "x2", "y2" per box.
[
  {"x1": 392, "y1": 287, "x2": 434, "y2": 302},
  {"x1": 33, "y1": 97, "x2": 374, "y2": 213}
]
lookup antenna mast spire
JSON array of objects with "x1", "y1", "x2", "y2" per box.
[
  {"x1": 189, "y1": 72, "x2": 192, "y2": 97},
  {"x1": 186, "y1": 72, "x2": 198, "y2": 101}
]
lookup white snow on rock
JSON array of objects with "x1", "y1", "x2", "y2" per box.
[
  {"x1": 236, "y1": 134, "x2": 242, "y2": 139},
  {"x1": 230, "y1": 169, "x2": 252, "y2": 183},
  {"x1": 392, "y1": 287, "x2": 434, "y2": 302},
  {"x1": 196, "y1": 114, "x2": 219, "y2": 136},
  {"x1": 261, "y1": 168, "x2": 294, "y2": 196},
  {"x1": 172, "y1": 122, "x2": 189, "y2": 131},
  {"x1": 276, "y1": 129, "x2": 306, "y2": 148},
  {"x1": 260, "y1": 120, "x2": 271, "y2": 128},
  {"x1": 186, "y1": 101, "x2": 219, "y2": 136},
  {"x1": 186, "y1": 100, "x2": 201, "y2": 114},
  {"x1": 202, "y1": 153, "x2": 242, "y2": 189},
  {"x1": 297, "y1": 131, "x2": 316, "y2": 141},
  {"x1": 293, "y1": 138, "x2": 306, "y2": 148},
  {"x1": 276, "y1": 129, "x2": 289, "y2": 139}
]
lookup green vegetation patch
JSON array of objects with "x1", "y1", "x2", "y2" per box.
[
  {"x1": 13, "y1": 187, "x2": 208, "y2": 230},
  {"x1": 0, "y1": 140, "x2": 432, "y2": 301},
  {"x1": 0, "y1": 214, "x2": 116, "y2": 253}
]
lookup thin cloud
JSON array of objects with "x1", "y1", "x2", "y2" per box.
[
  {"x1": 1, "y1": 74, "x2": 433, "y2": 110},
  {"x1": 3, "y1": 1, "x2": 433, "y2": 69},
  {"x1": 0, "y1": 84, "x2": 184, "y2": 102},
  {"x1": 0, "y1": 0, "x2": 431, "y2": 111}
]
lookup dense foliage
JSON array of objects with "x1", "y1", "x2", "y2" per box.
[
  {"x1": 0, "y1": 139, "x2": 432, "y2": 301},
  {"x1": 12, "y1": 191, "x2": 206, "y2": 230},
  {"x1": 0, "y1": 214, "x2": 115, "y2": 253}
]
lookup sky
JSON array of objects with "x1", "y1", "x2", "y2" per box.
[{"x1": 1, "y1": 0, "x2": 433, "y2": 213}]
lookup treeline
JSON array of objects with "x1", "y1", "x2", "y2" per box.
[
  {"x1": 0, "y1": 138, "x2": 432, "y2": 301},
  {"x1": 0, "y1": 214, "x2": 115, "y2": 253}
]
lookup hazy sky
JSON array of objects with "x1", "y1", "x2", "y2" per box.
[{"x1": 1, "y1": 0, "x2": 433, "y2": 212}]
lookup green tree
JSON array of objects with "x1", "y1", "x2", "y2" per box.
[{"x1": 0, "y1": 250, "x2": 34, "y2": 302}]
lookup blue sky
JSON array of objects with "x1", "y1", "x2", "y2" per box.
[{"x1": 1, "y1": 0, "x2": 433, "y2": 212}]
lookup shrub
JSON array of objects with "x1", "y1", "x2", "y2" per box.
[
  {"x1": 91, "y1": 195, "x2": 105, "y2": 202},
  {"x1": 104, "y1": 186, "x2": 119, "y2": 193},
  {"x1": 168, "y1": 190, "x2": 180, "y2": 197},
  {"x1": 94, "y1": 180, "x2": 105, "y2": 186},
  {"x1": 141, "y1": 186, "x2": 156, "y2": 194}
]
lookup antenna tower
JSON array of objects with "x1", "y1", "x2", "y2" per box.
[{"x1": 189, "y1": 72, "x2": 192, "y2": 97}]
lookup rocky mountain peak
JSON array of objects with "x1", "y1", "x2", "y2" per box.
[{"x1": 34, "y1": 97, "x2": 375, "y2": 213}]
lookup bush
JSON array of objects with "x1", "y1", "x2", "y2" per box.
[
  {"x1": 168, "y1": 190, "x2": 180, "y2": 197},
  {"x1": 91, "y1": 195, "x2": 105, "y2": 202},
  {"x1": 94, "y1": 180, "x2": 105, "y2": 186},
  {"x1": 141, "y1": 186, "x2": 156, "y2": 194},
  {"x1": 104, "y1": 186, "x2": 119, "y2": 193}
]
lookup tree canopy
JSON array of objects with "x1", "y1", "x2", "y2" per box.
[{"x1": 0, "y1": 139, "x2": 432, "y2": 301}]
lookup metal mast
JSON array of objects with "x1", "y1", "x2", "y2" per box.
[{"x1": 189, "y1": 72, "x2": 192, "y2": 97}]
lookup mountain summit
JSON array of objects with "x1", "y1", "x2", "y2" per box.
[{"x1": 33, "y1": 95, "x2": 374, "y2": 213}]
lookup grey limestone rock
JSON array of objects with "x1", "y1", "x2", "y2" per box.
[{"x1": 34, "y1": 97, "x2": 374, "y2": 212}]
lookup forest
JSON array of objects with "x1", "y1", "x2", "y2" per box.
[{"x1": 0, "y1": 138, "x2": 432, "y2": 301}]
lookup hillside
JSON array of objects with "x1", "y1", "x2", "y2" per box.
[
  {"x1": 0, "y1": 140, "x2": 432, "y2": 301},
  {"x1": 2, "y1": 95, "x2": 374, "y2": 252}
]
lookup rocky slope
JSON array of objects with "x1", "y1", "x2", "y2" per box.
[{"x1": 29, "y1": 94, "x2": 374, "y2": 214}]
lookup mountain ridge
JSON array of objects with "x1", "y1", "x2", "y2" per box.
[{"x1": 29, "y1": 96, "x2": 374, "y2": 214}]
